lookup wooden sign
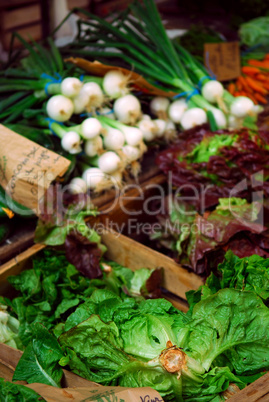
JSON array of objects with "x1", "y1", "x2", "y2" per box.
[
  {"x1": 0, "y1": 125, "x2": 70, "y2": 213},
  {"x1": 204, "y1": 42, "x2": 241, "y2": 81}
]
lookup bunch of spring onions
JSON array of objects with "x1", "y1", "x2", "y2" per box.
[
  {"x1": 62, "y1": 0, "x2": 262, "y2": 130},
  {"x1": 44, "y1": 70, "x2": 176, "y2": 193},
  {"x1": 0, "y1": 36, "x2": 172, "y2": 193}
]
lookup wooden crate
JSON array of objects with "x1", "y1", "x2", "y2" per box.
[
  {"x1": 0, "y1": 151, "x2": 161, "y2": 266},
  {"x1": 0, "y1": 344, "x2": 163, "y2": 401},
  {"x1": 1, "y1": 234, "x2": 269, "y2": 399},
  {"x1": 0, "y1": 225, "x2": 202, "y2": 308},
  {"x1": 0, "y1": 1, "x2": 42, "y2": 50},
  {"x1": 1, "y1": 3, "x2": 41, "y2": 31},
  {"x1": 67, "y1": 0, "x2": 90, "y2": 9}
]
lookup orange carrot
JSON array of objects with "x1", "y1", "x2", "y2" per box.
[
  {"x1": 256, "y1": 74, "x2": 267, "y2": 81},
  {"x1": 228, "y1": 82, "x2": 236, "y2": 96},
  {"x1": 245, "y1": 76, "x2": 268, "y2": 95},
  {"x1": 238, "y1": 76, "x2": 253, "y2": 93},
  {"x1": 254, "y1": 92, "x2": 267, "y2": 104},
  {"x1": 262, "y1": 82, "x2": 269, "y2": 91},
  {"x1": 234, "y1": 91, "x2": 241, "y2": 96},
  {"x1": 248, "y1": 60, "x2": 269, "y2": 68},
  {"x1": 237, "y1": 80, "x2": 243, "y2": 91},
  {"x1": 241, "y1": 66, "x2": 260, "y2": 74}
]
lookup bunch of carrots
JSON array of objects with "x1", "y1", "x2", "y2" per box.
[{"x1": 228, "y1": 54, "x2": 269, "y2": 105}]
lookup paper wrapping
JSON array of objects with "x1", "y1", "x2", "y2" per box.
[
  {"x1": 0, "y1": 125, "x2": 70, "y2": 214},
  {"x1": 27, "y1": 383, "x2": 164, "y2": 401},
  {"x1": 66, "y1": 58, "x2": 177, "y2": 98}
]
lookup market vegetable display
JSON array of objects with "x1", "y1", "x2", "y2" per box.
[
  {"x1": 228, "y1": 55, "x2": 269, "y2": 107},
  {"x1": 2, "y1": 248, "x2": 161, "y2": 346},
  {"x1": 0, "y1": 38, "x2": 171, "y2": 194},
  {"x1": 63, "y1": 0, "x2": 260, "y2": 130},
  {"x1": 4, "y1": 249, "x2": 269, "y2": 400},
  {"x1": 156, "y1": 124, "x2": 269, "y2": 210},
  {"x1": 149, "y1": 196, "x2": 269, "y2": 275}
]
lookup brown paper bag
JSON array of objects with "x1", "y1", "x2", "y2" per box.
[
  {"x1": 27, "y1": 383, "x2": 164, "y2": 402},
  {"x1": 66, "y1": 58, "x2": 177, "y2": 98}
]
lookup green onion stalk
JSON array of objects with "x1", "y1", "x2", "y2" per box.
[{"x1": 61, "y1": 1, "x2": 261, "y2": 130}]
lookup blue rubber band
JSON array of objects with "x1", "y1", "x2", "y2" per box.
[
  {"x1": 173, "y1": 88, "x2": 199, "y2": 100},
  {"x1": 173, "y1": 90, "x2": 189, "y2": 99},
  {"x1": 45, "y1": 117, "x2": 64, "y2": 135},
  {"x1": 79, "y1": 75, "x2": 85, "y2": 82},
  {"x1": 41, "y1": 73, "x2": 62, "y2": 96},
  {"x1": 186, "y1": 88, "x2": 199, "y2": 101},
  {"x1": 198, "y1": 75, "x2": 215, "y2": 89}
]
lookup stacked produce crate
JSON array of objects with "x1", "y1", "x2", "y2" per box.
[{"x1": 1, "y1": 1, "x2": 269, "y2": 401}]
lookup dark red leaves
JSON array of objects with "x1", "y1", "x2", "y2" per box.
[{"x1": 65, "y1": 230, "x2": 102, "y2": 279}]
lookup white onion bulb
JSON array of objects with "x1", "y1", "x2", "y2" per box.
[
  {"x1": 61, "y1": 131, "x2": 81, "y2": 154},
  {"x1": 137, "y1": 119, "x2": 157, "y2": 142},
  {"x1": 122, "y1": 145, "x2": 141, "y2": 162},
  {"x1": 84, "y1": 136, "x2": 103, "y2": 157},
  {"x1": 81, "y1": 117, "x2": 103, "y2": 139},
  {"x1": 104, "y1": 128, "x2": 125, "y2": 150},
  {"x1": 180, "y1": 108, "x2": 207, "y2": 130},
  {"x1": 114, "y1": 95, "x2": 141, "y2": 124},
  {"x1": 168, "y1": 99, "x2": 188, "y2": 123},
  {"x1": 150, "y1": 96, "x2": 170, "y2": 117},
  {"x1": 98, "y1": 151, "x2": 121, "y2": 174},
  {"x1": 73, "y1": 91, "x2": 90, "y2": 114},
  {"x1": 202, "y1": 81, "x2": 224, "y2": 104},
  {"x1": 103, "y1": 70, "x2": 129, "y2": 99},
  {"x1": 46, "y1": 95, "x2": 74, "y2": 122},
  {"x1": 230, "y1": 96, "x2": 254, "y2": 118},
  {"x1": 61, "y1": 77, "x2": 82, "y2": 98},
  {"x1": 122, "y1": 126, "x2": 143, "y2": 146},
  {"x1": 69, "y1": 177, "x2": 87, "y2": 194},
  {"x1": 81, "y1": 82, "x2": 104, "y2": 108},
  {"x1": 210, "y1": 108, "x2": 227, "y2": 129},
  {"x1": 154, "y1": 119, "x2": 167, "y2": 138},
  {"x1": 228, "y1": 115, "x2": 243, "y2": 129},
  {"x1": 82, "y1": 168, "x2": 105, "y2": 190}
]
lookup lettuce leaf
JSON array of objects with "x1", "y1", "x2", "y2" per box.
[
  {"x1": 7, "y1": 249, "x2": 162, "y2": 346},
  {"x1": 185, "y1": 288, "x2": 269, "y2": 375},
  {"x1": 187, "y1": 251, "x2": 269, "y2": 309},
  {"x1": 13, "y1": 323, "x2": 64, "y2": 387},
  {"x1": 150, "y1": 196, "x2": 268, "y2": 275},
  {"x1": 0, "y1": 378, "x2": 43, "y2": 402}
]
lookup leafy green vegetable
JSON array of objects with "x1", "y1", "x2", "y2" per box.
[
  {"x1": 240, "y1": 17, "x2": 269, "y2": 47},
  {"x1": 185, "y1": 289, "x2": 269, "y2": 375},
  {"x1": 150, "y1": 196, "x2": 265, "y2": 275},
  {"x1": 187, "y1": 251, "x2": 269, "y2": 309},
  {"x1": 187, "y1": 134, "x2": 237, "y2": 164},
  {"x1": 7, "y1": 249, "x2": 162, "y2": 345},
  {"x1": 0, "y1": 377, "x2": 43, "y2": 401},
  {"x1": 13, "y1": 323, "x2": 63, "y2": 387},
  {"x1": 0, "y1": 304, "x2": 21, "y2": 349}
]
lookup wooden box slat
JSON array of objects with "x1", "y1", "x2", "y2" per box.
[
  {"x1": 0, "y1": 343, "x2": 99, "y2": 388},
  {"x1": 2, "y1": 4, "x2": 40, "y2": 30},
  {"x1": 2, "y1": 23, "x2": 42, "y2": 49}
]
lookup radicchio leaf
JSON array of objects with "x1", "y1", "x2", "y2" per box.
[
  {"x1": 156, "y1": 125, "x2": 269, "y2": 211},
  {"x1": 65, "y1": 230, "x2": 102, "y2": 278}
]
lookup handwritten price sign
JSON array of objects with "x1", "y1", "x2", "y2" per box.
[
  {"x1": 204, "y1": 42, "x2": 241, "y2": 81},
  {"x1": 0, "y1": 125, "x2": 70, "y2": 213}
]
